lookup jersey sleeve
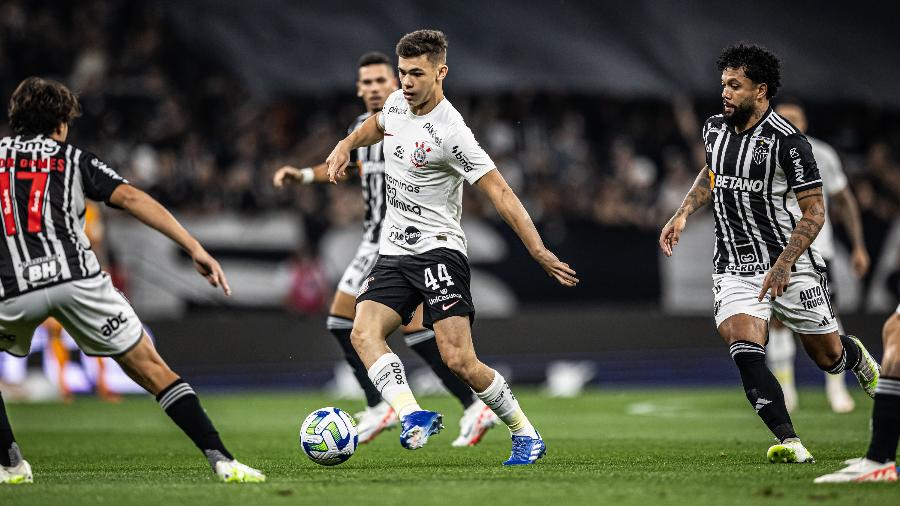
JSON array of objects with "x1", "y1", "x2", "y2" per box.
[
  {"x1": 79, "y1": 151, "x2": 128, "y2": 205},
  {"x1": 444, "y1": 123, "x2": 495, "y2": 184},
  {"x1": 348, "y1": 120, "x2": 359, "y2": 165},
  {"x1": 815, "y1": 142, "x2": 848, "y2": 195},
  {"x1": 778, "y1": 134, "x2": 822, "y2": 193},
  {"x1": 702, "y1": 117, "x2": 716, "y2": 167}
]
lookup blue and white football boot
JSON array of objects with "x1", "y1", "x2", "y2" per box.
[
  {"x1": 503, "y1": 432, "x2": 546, "y2": 465},
  {"x1": 400, "y1": 410, "x2": 443, "y2": 450}
]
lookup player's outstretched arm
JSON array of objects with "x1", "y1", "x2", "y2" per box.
[
  {"x1": 475, "y1": 169, "x2": 578, "y2": 287},
  {"x1": 273, "y1": 162, "x2": 328, "y2": 188},
  {"x1": 326, "y1": 113, "x2": 384, "y2": 183},
  {"x1": 659, "y1": 166, "x2": 712, "y2": 257},
  {"x1": 830, "y1": 187, "x2": 870, "y2": 278},
  {"x1": 757, "y1": 187, "x2": 825, "y2": 301},
  {"x1": 109, "y1": 184, "x2": 231, "y2": 296}
]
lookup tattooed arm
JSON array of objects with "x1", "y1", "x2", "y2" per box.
[
  {"x1": 757, "y1": 187, "x2": 825, "y2": 301},
  {"x1": 659, "y1": 166, "x2": 712, "y2": 256}
]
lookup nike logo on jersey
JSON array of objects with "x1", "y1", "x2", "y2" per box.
[{"x1": 442, "y1": 300, "x2": 461, "y2": 311}]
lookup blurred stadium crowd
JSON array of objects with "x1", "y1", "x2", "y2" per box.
[{"x1": 1, "y1": 0, "x2": 898, "y2": 269}]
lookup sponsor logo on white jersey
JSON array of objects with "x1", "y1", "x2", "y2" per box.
[{"x1": 388, "y1": 225, "x2": 422, "y2": 246}]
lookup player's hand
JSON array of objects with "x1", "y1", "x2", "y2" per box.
[
  {"x1": 192, "y1": 247, "x2": 232, "y2": 296},
  {"x1": 851, "y1": 245, "x2": 870, "y2": 278},
  {"x1": 273, "y1": 165, "x2": 302, "y2": 188},
  {"x1": 533, "y1": 248, "x2": 579, "y2": 287},
  {"x1": 758, "y1": 261, "x2": 791, "y2": 301},
  {"x1": 325, "y1": 141, "x2": 351, "y2": 184},
  {"x1": 659, "y1": 212, "x2": 688, "y2": 257}
]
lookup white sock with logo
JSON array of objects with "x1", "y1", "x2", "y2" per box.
[
  {"x1": 367, "y1": 353, "x2": 421, "y2": 419},
  {"x1": 476, "y1": 370, "x2": 538, "y2": 438}
]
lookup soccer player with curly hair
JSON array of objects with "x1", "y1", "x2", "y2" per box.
[{"x1": 659, "y1": 43, "x2": 880, "y2": 464}]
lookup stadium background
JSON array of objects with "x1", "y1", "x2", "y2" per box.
[{"x1": 0, "y1": 0, "x2": 898, "y2": 393}]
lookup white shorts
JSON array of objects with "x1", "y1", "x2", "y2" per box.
[
  {"x1": 712, "y1": 270, "x2": 838, "y2": 334},
  {"x1": 336, "y1": 241, "x2": 380, "y2": 297},
  {"x1": 0, "y1": 273, "x2": 144, "y2": 357}
]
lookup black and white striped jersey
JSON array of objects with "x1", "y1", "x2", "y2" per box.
[
  {"x1": 702, "y1": 108, "x2": 825, "y2": 275},
  {"x1": 348, "y1": 112, "x2": 386, "y2": 244},
  {"x1": 0, "y1": 135, "x2": 126, "y2": 299}
]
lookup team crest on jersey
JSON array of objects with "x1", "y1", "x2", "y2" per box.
[
  {"x1": 751, "y1": 136, "x2": 773, "y2": 165},
  {"x1": 411, "y1": 141, "x2": 431, "y2": 169}
]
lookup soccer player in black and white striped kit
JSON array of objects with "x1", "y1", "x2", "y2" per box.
[
  {"x1": 660, "y1": 44, "x2": 880, "y2": 464},
  {"x1": 273, "y1": 52, "x2": 498, "y2": 446},
  {"x1": 0, "y1": 78, "x2": 263, "y2": 484}
]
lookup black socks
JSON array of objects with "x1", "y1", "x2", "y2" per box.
[
  {"x1": 0, "y1": 393, "x2": 19, "y2": 467},
  {"x1": 730, "y1": 341, "x2": 798, "y2": 442},
  {"x1": 327, "y1": 315, "x2": 382, "y2": 408},
  {"x1": 866, "y1": 376, "x2": 900, "y2": 463},
  {"x1": 156, "y1": 379, "x2": 232, "y2": 462}
]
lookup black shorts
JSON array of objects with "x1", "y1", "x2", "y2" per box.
[{"x1": 356, "y1": 248, "x2": 474, "y2": 329}]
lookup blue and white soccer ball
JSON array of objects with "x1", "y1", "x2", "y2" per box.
[{"x1": 299, "y1": 407, "x2": 358, "y2": 466}]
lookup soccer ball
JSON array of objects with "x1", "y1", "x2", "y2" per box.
[{"x1": 299, "y1": 407, "x2": 358, "y2": 466}]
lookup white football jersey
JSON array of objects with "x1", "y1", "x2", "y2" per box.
[
  {"x1": 808, "y1": 136, "x2": 847, "y2": 260},
  {"x1": 376, "y1": 90, "x2": 495, "y2": 256}
]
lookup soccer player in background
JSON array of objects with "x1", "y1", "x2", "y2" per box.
[
  {"x1": 815, "y1": 304, "x2": 900, "y2": 482},
  {"x1": 273, "y1": 51, "x2": 498, "y2": 446},
  {"x1": 659, "y1": 44, "x2": 879, "y2": 463},
  {"x1": 0, "y1": 77, "x2": 264, "y2": 484},
  {"x1": 766, "y1": 99, "x2": 870, "y2": 413},
  {"x1": 325, "y1": 30, "x2": 578, "y2": 465}
]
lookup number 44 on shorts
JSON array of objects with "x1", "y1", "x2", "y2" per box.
[{"x1": 424, "y1": 264, "x2": 454, "y2": 290}]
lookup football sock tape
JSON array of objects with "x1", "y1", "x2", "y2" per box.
[
  {"x1": 368, "y1": 353, "x2": 421, "y2": 419},
  {"x1": 476, "y1": 370, "x2": 537, "y2": 438}
]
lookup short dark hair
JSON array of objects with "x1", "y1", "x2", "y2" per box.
[
  {"x1": 396, "y1": 29, "x2": 447, "y2": 65},
  {"x1": 358, "y1": 51, "x2": 391, "y2": 68},
  {"x1": 716, "y1": 43, "x2": 781, "y2": 99},
  {"x1": 8, "y1": 77, "x2": 81, "y2": 136}
]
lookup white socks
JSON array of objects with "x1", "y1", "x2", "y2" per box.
[
  {"x1": 367, "y1": 353, "x2": 421, "y2": 419},
  {"x1": 766, "y1": 325, "x2": 796, "y2": 387},
  {"x1": 476, "y1": 370, "x2": 537, "y2": 438}
]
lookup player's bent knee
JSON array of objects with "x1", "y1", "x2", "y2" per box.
[{"x1": 441, "y1": 349, "x2": 479, "y2": 381}]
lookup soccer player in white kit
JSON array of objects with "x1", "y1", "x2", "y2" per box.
[
  {"x1": 766, "y1": 100, "x2": 871, "y2": 413},
  {"x1": 274, "y1": 52, "x2": 498, "y2": 446},
  {"x1": 325, "y1": 30, "x2": 579, "y2": 465}
]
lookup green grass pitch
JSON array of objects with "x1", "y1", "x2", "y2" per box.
[{"x1": 0, "y1": 388, "x2": 896, "y2": 505}]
